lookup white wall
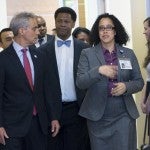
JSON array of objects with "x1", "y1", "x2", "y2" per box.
[
  {"x1": 85, "y1": 0, "x2": 132, "y2": 49},
  {"x1": 0, "y1": 0, "x2": 7, "y2": 30},
  {"x1": 85, "y1": 0, "x2": 105, "y2": 30},
  {"x1": 146, "y1": 0, "x2": 150, "y2": 16},
  {"x1": 105, "y1": 0, "x2": 133, "y2": 48}
]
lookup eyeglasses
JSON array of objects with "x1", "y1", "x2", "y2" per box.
[{"x1": 99, "y1": 25, "x2": 115, "y2": 32}]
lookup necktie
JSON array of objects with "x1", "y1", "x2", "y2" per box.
[
  {"x1": 21, "y1": 49, "x2": 33, "y2": 89},
  {"x1": 38, "y1": 38, "x2": 44, "y2": 46},
  {"x1": 57, "y1": 40, "x2": 71, "y2": 47},
  {"x1": 21, "y1": 49, "x2": 37, "y2": 115}
]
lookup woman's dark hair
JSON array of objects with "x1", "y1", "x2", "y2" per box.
[
  {"x1": 90, "y1": 13, "x2": 129, "y2": 46},
  {"x1": 143, "y1": 17, "x2": 150, "y2": 68},
  {"x1": 54, "y1": 7, "x2": 77, "y2": 22},
  {"x1": 72, "y1": 27, "x2": 90, "y2": 38}
]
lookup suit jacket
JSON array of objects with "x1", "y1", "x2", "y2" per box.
[
  {"x1": 38, "y1": 36, "x2": 90, "y2": 118},
  {"x1": 30, "y1": 34, "x2": 54, "y2": 49},
  {"x1": 76, "y1": 43, "x2": 144, "y2": 121},
  {"x1": 0, "y1": 44, "x2": 58, "y2": 137},
  {"x1": 46, "y1": 34, "x2": 53, "y2": 41}
]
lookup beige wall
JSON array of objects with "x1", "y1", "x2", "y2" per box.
[
  {"x1": 78, "y1": 0, "x2": 86, "y2": 27},
  {"x1": 0, "y1": 0, "x2": 7, "y2": 30},
  {"x1": 131, "y1": 0, "x2": 147, "y2": 148},
  {"x1": 5, "y1": 0, "x2": 83, "y2": 34},
  {"x1": 6, "y1": 0, "x2": 59, "y2": 34}
]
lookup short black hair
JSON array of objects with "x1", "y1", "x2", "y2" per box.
[
  {"x1": 54, "y1": 7, "x2": 77, "y2": 22},
  {"x1": 72, "y1": 27, "x2": 90, "y2": 38},
  {"x1": 0, "y1": 28, "x2": 13, "y2": 42}
]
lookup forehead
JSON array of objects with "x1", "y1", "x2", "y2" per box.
[
  {"x1": 99, "y1": 17, "x2": 113, "y2": 25},
  {"x1": 29, "y1": 18, "x2": 37, "y2": 26},
  {"x1": 56, "y1": 13, "x2": 72, "y2": 20},
  {"x1": 144, "y1": 21, "x2": 150, "y2": 27},
  {"x1": 37, "y1": 17, "x2": 45, "y2": 24},
  {"x1": 1, "y1": 31, "x2": 13, "y2": 38},
  {"x1": 77, "y1": 32, "x2": 88, "y2": 37}
]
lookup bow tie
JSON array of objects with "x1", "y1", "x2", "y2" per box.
[{"x1": 57, "y1": 40, "x2": 71, "y2": 47}]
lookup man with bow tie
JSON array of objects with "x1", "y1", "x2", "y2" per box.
[{"x1": 38, "y1": 6, "x2": 91, "y2": 150}]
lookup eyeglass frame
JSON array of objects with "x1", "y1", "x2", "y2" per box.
[{"x1": 99, "y1": 25, "x2": 115, "y2": 32}]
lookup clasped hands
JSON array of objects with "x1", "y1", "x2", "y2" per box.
[{"x1": 99, "y1": 65, "x2": 126, "y2": 96}]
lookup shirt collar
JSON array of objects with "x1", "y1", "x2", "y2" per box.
[
  {"x1": 55, "y1": 35, "x2": 73, "y2": 42},
  {"x1": 101, "y1": 45, "x2": 117, "y2": 54},
  {"x1": 13, "y1": 41, "x2": 29, "y2": 53}
]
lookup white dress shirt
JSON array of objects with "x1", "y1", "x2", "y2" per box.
[{"x1": 55, "y1": 36, "x2": 77, "y2": 102}]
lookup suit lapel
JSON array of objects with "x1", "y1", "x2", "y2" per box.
[
  {"x1": 95, "y1": 44, "x2": 106, "y2": 65},
  {"x1": 116, "y1": 44, "x2": 124, "y2": 82},
  {"x1": 46, "y1": 38, "x2": 63, "y2": 96},
  {"x1": 50, "y1": 38, "x2": 61, "y2": 83},
  {"x1": 7, "y1": 45, "x2": 33, "y2": 91},
  {"x1": 73, "y1": 39, "x2": 80, "y2": 77},
  {"x1": 29, "y1": 47, "x2": 39, "y2": 91}
]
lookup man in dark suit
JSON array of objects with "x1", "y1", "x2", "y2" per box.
[
  {"x1": 34, "y1": 15, "x2": 53, "y2": 48},
  {"x1": 0, "y1": 12, "x2": 60, "y2": 150},
  {"x1": 39, "y1": 7, "x2": 91, "y2": 150}
]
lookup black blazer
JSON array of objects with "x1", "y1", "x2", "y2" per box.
[
  {"x1": 0, "y1": 44, "x2": 59, "y2": 137},
  {"x1": 38, "y1": 36, "x2": 90, "y2": 113},
  {"x1": 46, "y1": 34, "x2": 54, "y2": 41},
  {"x1": 30, "y1": 34, "x2": 54, "y2": 49}
]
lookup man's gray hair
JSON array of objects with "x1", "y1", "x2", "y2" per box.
[{"x1": 10, "y1": 12, "x2": 36, "y2": 36}]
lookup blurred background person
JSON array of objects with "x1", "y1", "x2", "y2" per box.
[
  {"x1": 76, "y1": 13, "x2": 144, "y2": 150},
  {"x1": 35, "y1": 15, "x2": 53, "y2": 47},
  {"x1": 0, "y1": 28, "x2": 14, "y2": 50},
  {"x1": 141, "y1": 17, "x2": 150, "y2": 114},
  {"x1": 72, "y1": 27, "x2": 91, "y2": 44}
]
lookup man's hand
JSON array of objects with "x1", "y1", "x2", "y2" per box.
[
  {"x1": 51, "y1": 120, "x2": 60, "y2": 137},
  {"x1": 0, "y1": 127, "x2": 9, "y2": 145}
]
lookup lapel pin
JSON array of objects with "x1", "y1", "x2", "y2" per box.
[
  {"x1": 34, "y1": 55, "x2": 37, "y2": 58},
  {"x1": 119, "y1": 49, "x2": 124, "y2": 54}
]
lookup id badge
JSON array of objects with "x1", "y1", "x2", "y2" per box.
[{"x1": 119, "y1": 58, "x2": 132, "y2": 69}]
